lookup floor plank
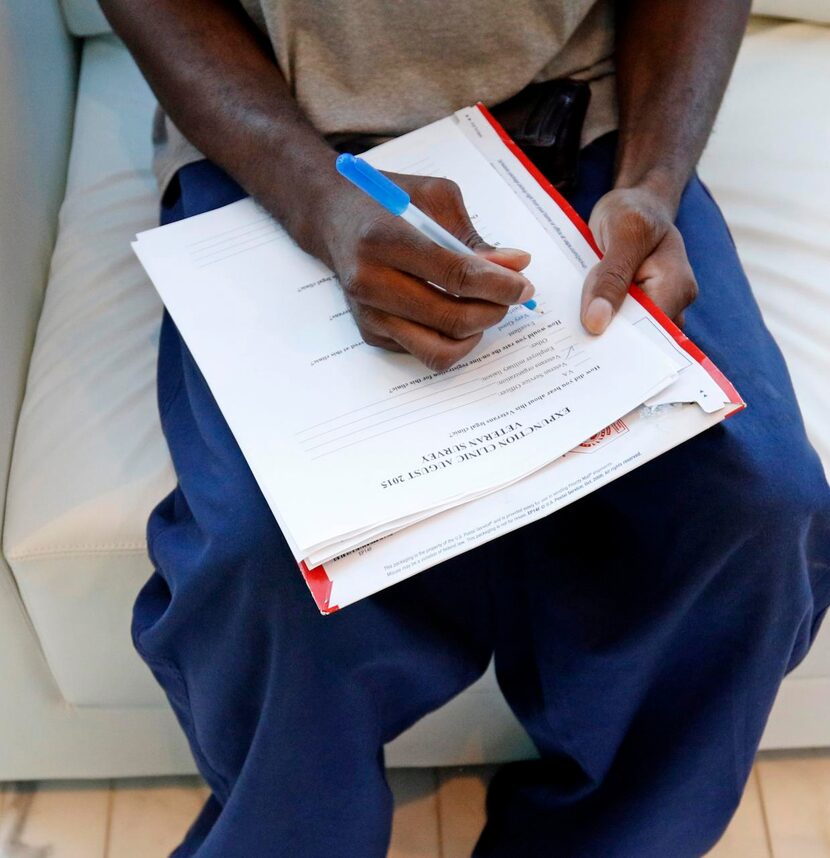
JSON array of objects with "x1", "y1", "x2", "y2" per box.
[
  {"x1": 436, "y1": 765, "x2": 497, "y2": 858},
  {"x1": 8, "y1": 753, "x2": 830, "y2": 857},
  {"x1": 758, "y1": 751, "x2": 830, "y2": 858},
  {"x1": 387, "y1": 768, "x2": 442, "y2": 858},
  {"x1": 107, "y1": 776, "x2": 209, "y2": 858},
  {"x1": 435, "y1": 764, "x2": 773, "y2": 858},
  {"x1": 706, "y1": 768, "x2": 771, "y2": 857},
  {"x1": 0, "y1": 780, "x2": 110, "y2": 858}
]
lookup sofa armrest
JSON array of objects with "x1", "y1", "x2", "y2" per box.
[
  {"x1": 0, "y1": 2, "x2": 78, "y2": 556},
  {"x1": 752, "y1": 0, "x2": 830, "y2": 25}
]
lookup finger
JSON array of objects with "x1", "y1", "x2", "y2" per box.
[
  {"x1": 405, "y1": 175, "x2": 492, "y2": 250},
  {"x1": 477, "y1": 246, "x2": 532, "y2": 271},
  {"x1": 407, "y1": 175, "x2": 533, "y2": 271},
  {"x1": 357, "y1": 305, "x2": 482, "y2": 371},
  {"x1": 417, "y1": 182, "x2": 530, "y2": 271},
  {"x1": 351, "y1": 265, "x2": 508, "y2": 338},
  {"x1": 346, "y1": 298, "x2": 406, "y2": 353},
  {"x1": 635, "y1": 231, "x2": 699, "y2": 321},
  {"x1": 364, "y1": 219, "x2": 535, "y2": 306},
  {"x1": 580, "y1": 252, "x2": 638, "y2": 335},
  {"x1": 639, "y1": 266, "x2": 699, "y2": 322},
  {"x1": 581, "y1": 221, "x2": 664, "y2": 335}
]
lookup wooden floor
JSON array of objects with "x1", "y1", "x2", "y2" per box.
[{"x1": 1, "y1": 752, "x2": 828, "y2": 857}]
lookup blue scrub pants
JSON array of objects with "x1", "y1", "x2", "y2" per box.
[{"x1": 134, "y1": 134, "x2": 830, "y2": 857}]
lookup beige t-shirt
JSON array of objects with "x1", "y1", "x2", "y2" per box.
[{"x1": 153, "y1": 0, "x2": 617, "y2": 192}]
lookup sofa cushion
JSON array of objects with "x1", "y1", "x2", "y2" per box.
[
  {"x1": 4, "y1": 22, "x2": 830, "y2": 718},
  {"x1": 60, "y1": 0, "x2": 111, "y2": 37},
  {"x1": 698, "y1": 22, "x2": 830, "y2": 478},
  {"x1": 3, "y1": 35, "x2": 172, "y2": 706},
  {"x1": 752, "y1": 1, "x2": 830, "y2": 24},
  {"x1": 697, "y1": 22, "x2": 830, "y2": 681}
]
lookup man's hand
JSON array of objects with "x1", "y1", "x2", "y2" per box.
[
  {"x1": 98, "y1": 0, "x2": 535, "y2": 373},
  {"x1": 580, "y1": 186, "x2": 698, "y2": 335},
  {"x1": 583, "y1": 0, "x2": 752, "y2": 336},
  {"x1": 313, "y1": 173, "x2": 535, "y2": 371}
]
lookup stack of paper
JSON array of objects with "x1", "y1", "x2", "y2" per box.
[{"x1": 133, "y1": 105, "x2": 742, "y2": 612}]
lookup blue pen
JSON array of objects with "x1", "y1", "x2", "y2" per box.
[{"x1": 335, "y1": 153, "x2": 539, "y2": 312}]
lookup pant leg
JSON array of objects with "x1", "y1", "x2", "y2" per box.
[
  {"x1": 475, "y1": 134, "x2": 830, "y2": 857},
  {"x1": 135, "y1": 161, "x2": 500, "y2": 857}
]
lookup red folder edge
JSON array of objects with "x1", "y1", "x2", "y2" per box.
[
  {"x1": 300, "y1": 560, "x2": 339, "y2": 614},
  {"x1": 300, "y1": 105, "x2": 746, "y2": 615}
]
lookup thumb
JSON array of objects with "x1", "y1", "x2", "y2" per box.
[{"x1": 581, "y1": 243, "x2": 640, "y2": 335}]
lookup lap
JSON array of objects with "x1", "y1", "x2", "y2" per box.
[{"x1": 147, "y1": 139, "x2": 829, "y2": 644}]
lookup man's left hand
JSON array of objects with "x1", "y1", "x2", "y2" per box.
[{"x1": 580, "y1": 186, "x2": 699, "y2": 334}]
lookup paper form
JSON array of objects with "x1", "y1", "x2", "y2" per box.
[
  {"x1": 319, "y1": 396, "x2": 727, "y2": 610},
  {"x1": 301, "y1": 107, "x2": 742, "y2": 611},
  {"x1": 134, "y1": 114, "x2": 683, "y2": 562}
]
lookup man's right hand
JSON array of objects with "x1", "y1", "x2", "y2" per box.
[
  {"x1": 311, "y1": 172, "x2": 535, "y2": 372},
  {"x1": 100, "y1": 0, "x2": 533, "y2": 372}
]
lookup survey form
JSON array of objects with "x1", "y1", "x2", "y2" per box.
[
  {"x1": 299, "y1": 106, "x2": 742, "y2": 612},
  {"x1": 133, "y1": 112, "x2": 683, "y2": 566}
]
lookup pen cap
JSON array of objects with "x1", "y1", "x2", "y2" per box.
[{"x1": 335, "y1": 153, "x2": 410, "y2": 216}]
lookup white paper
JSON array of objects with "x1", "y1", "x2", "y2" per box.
[
  {"x1": 321, "y1": 398, "x2": 726, "y2": 610},
  {"x1": 307, "y1": 108, "x2": 741, "y2": 611},
  {"x1": 134, "y1": 114, "x2": 684, "y2": 563}
]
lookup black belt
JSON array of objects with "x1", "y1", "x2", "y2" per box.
[{"x1": 490, "y1": 78, "x2": 590, "y2": 193}]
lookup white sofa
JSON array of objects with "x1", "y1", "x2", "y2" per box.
[{"x1": 1, "y1": 1, "x2": 829, "y2": 781}]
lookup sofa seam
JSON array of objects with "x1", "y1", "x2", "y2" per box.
[{"x1": 7, "y1": 543, "x2": 148, "y2": 561}]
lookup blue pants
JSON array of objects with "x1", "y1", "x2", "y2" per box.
[{"x1": 135, "y1": 134, "x2": 830, "y2": 857}]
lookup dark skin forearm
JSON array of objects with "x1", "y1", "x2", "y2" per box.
[
  {"x1": 103, "y1": 0, "x2": 750, "y2": 359},
  {"x1": 98, "y1": 0, "x2": 336, "y2": 251},
  {"x1": 613, "y1": 0, "x2": 752, "y2": 214},
  {"x1": 580, "y1": 0, "x2": 752, "y2": 333},
  {"x1": 99, "y1": 0, "x2": 533, "y2": 371}
]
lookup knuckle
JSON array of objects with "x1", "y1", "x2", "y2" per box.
[
  {"x1": 425, "y1": 335, "x2": 479, "y2": 372},
  {"x1": 597, "y1": 263, "x2": 631, "y2": 296},
  {"x1": 342, "y1": 269, "x2": 369, "y2": 301},
  {"x1": 425, "y1": 348, "x2": 456, "y2": 373},
  {"x1": 442, "y1": 254, "x2": 475, "y2": 295},
  {"x1": 356, "y1": 311, "x2": 390, "y2": 348},
  {"x1": 613, "y1": 205, "x2": 664, "y2": 251},
  {"x1": 442, "y1": 179, "x2": 464, "y2": 205},
  {"x1": 360, "y1": 328, "x2": 385, "y2": 348},
  {"x1": 684, "y1": 274, "x2": 700, "y2": 305},
  {"x1": 490, "y1": 304, "x2": 510, "y2": 325},
  {"x1": 625, "y1": 207, "x2": 651, "y2": 235},
  {"x1": 355, "y1": 218, "x2": 391, "y2": 255},
  {"x1": 418, "y1": 177, "x2": 465, "y2": 214},
  {"x1": 358, "y1": 305, "x2": 384, "y2": 331},
  {"x1": 425, "y1": 176, "x2": 461, "y2": 199},
  {"x1": 356, "y1": 315, "x2": 382, "y2": 346},
  {"x1": 340, "y1": 268, "x2": 360, "y2": 295},
  {"x1": 442, "y1": 306, "x2": 473, "y2": 339},
  {"x1": 450, "y1": 220, "x2": 480, "y2": 248}
]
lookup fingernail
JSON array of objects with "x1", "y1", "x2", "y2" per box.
[
  {"x1": 584, "y1": 297, "x2": 614, "y2": 334},
  {"x1": 519, "y1": 282, "x2": 536, "y2": 303}
]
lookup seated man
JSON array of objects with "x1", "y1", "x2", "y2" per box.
[{"x1": 101, "y1": 1, "x2": 830, "y2": 855}]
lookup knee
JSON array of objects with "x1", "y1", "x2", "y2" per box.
[
  {"x1": 696, "y1": 429, "x2": 828, "y2": 599},
  {"x1": 728, "y1": 442, "x2": 828, "y2": 534},
  {"x1": 145, "y1": 478, "x2": 298, "y2": 639}
]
